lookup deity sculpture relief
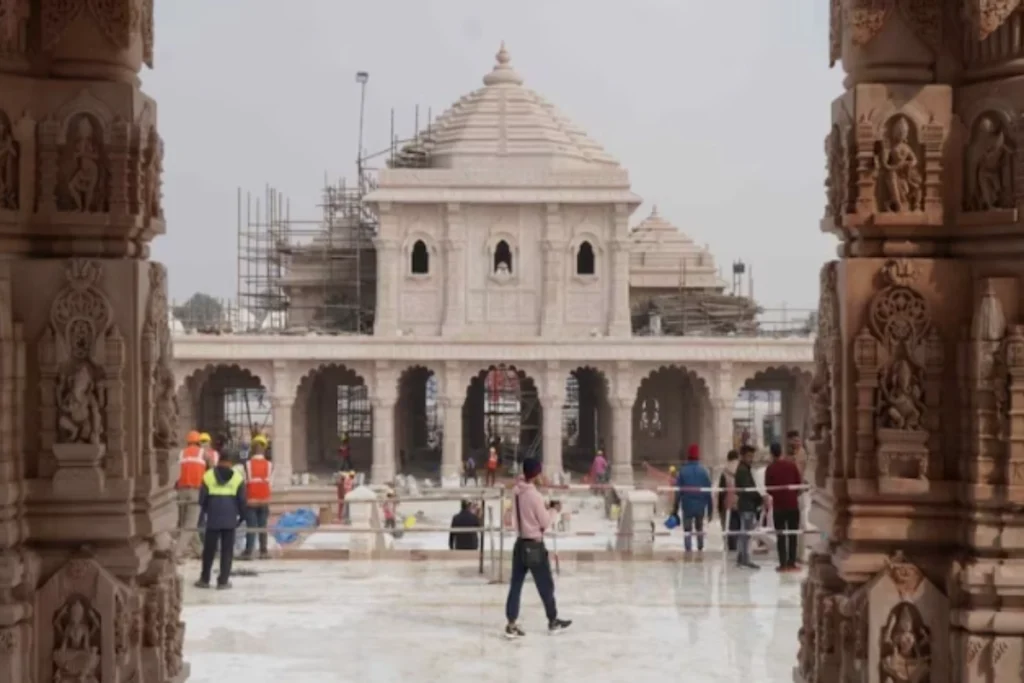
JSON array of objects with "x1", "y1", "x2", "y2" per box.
[
  {"x1": 876, "y1": 115, "x2": 924, "y2": 213},
  {"x1": 57, "y1": 363, "x2": 104, "y2": 444},
  {"x1": 59, "y1": 114, "x2": 107, "y2": 214},
  {"x1": 879, "y1": 601, "x2": 931, "y2": 683},
  {"x1": 0, "y1": 112, "x2": 17, "y2": 211},
  {"x1": 879, "y1": 359, "x2": 925, "y2": 430},
  {"x1": 142, "y1": 129, "x2": 163, "y2": 219},
  {"x1": 52, "y1": 595, "x2": 101, "y2": 683},
  {"x1": 810, "y1": 262, "x2": 838, "y2": 485},
  {"x1": 824, "y1": 126, "x2": 846, "y2": 220},
  {"x1": 964, "y1": 113, "x2": 1015, "y2": 212}
]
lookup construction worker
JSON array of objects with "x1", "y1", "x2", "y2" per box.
[
  {"x1": 199, "y1": 432, "x2": 219, "y2": 468},
  {"x1": 175, "y1": 430, "x2": 206, "y2": 558},
  {"x1": 338, "y1": 433, "x2": 352, "y2": 471},
  {"x1": 486, "y1": 447, "x2": 499, "y2": 487},
  {"x1": 195, "y1": 451, "x2": 246, "y2": 590},
  {"x1": 240, "y1": 434, "x2": 273, "y2": 560}
]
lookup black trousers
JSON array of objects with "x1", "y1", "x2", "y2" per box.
[
  {"x1": 773, "y1": 508, "x2": 800, "y2": 567},
  {"x1": 505, "y1": 539, "x2": 557, "y2": 623},
  {"x1": 200, "y1": 528, "x2": 236, "y2": 584},
  {"x1": 720, "y1": 509, "x2": 741, "y2": 551}
]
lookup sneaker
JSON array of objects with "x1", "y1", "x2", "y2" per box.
[
  {"x1": 216, "y1": 582, "x2": 232, "y2": 590},
  {"x1": 548, "y1": 619, "x2": 572, "y2": 634},
  {"x1": 193, "y1": 580, "x2": 211, "y2": 589},
  {"x1": 237, "y1": 554, "x2": 253, "y2": 562},
  {"x1": 504, "y1": 623, "x2": 526, "y2": 639}
]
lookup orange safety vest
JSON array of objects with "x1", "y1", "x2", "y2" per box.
[
  {"x1": 245, "y1": 456, "x2": 273, "y2": 504},
  {"x1": 487, "y1": 452, "x2": 498, "y2": 470},
  {"x1": 177, "y1": 445, "x2": 206, "y2": 489},
  {"x1": 203, "y1": 447, "x2": 220, "y2": 468}
]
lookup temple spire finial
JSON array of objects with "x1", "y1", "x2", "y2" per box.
[{"x1": 483, "y1": 41, "x2": 523, "y2": 86}]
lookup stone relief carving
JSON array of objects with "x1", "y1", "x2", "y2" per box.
[
  {"x1": 810, "y1": 262, "x2": 838, "y2": 486},
  {"x1": 142, "y1": 128, "x2": 164, "y2": 220},
  {"x1": 36, "y1": 555, "x2": 132, "y2": 683},
  {"x1": 853, "y1": 259, "x2": 941, "y2": 487},
  {"x1": 145, "y1": 263, "x2": 178, "y2": 451},
  {"x1": 41, "y1": 0, "x2": 142, "y2": 52},
  {"x1": 0, "y1": 110, "x2": 18, "y2": 210},
  {"x1": 876, "y1": 115, "x2": 924, "y2": 214},
  {"x1": 825, "y1": 126, "x2": 846, "y2": 222},
  {"x1": 879, "y1": 601, "x2": 931, "y2": 683},
  {"x1": 0, "y1": 0, "x2": 30, "y2": 55},
  {"x1": 58, "y1": 113, "x2": 108, "y2": 213},
  {"x1": 965, "y1": 0, "x2": 1023, "y2": 40},
  {"x1": 964, "y1": 112, "x2": 1015, "y2": 212},
  {"x1": 38, "y1": 259, "x2": 125, "y2": 484},
  {"x1": 52, "y1": 594, "x2": 102, "y2": 683},
  {"x1": 141, "y1": 0, "x2": 154, "y2": 67}
]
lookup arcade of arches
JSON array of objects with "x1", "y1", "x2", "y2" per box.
[{"x1": 175, "y1": 360, "x2": 812, "y2": 485}]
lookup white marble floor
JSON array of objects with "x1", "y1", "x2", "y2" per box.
[{"x1": 183, "y1": 557, "x2": 803, "y2": 683}]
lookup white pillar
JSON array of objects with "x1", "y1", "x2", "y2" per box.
[
  {"x1": 271, "y1": 394, "x2": 294, "y2": 487},
  {"x1": 440, "y1": 398, "x2": 462, "y2": 486},
  {"x1": 373, "y1": 235, "x2": 400, "y2": 336},
  {"x1": 541, "y1": 204, "x2": 565, "y2": 337},
  {"x1": 371, "y1": 397, "x2": 396, "y2": 484},
  {"x1": 608, "y1": 204, "x2": 632, "y2": 337},
  {"x1": 442, "y1": 203, "x2": 466, "y2": 336},
  {"x1": 610, "y1": 398, "x2": 633, "y2": 484}
]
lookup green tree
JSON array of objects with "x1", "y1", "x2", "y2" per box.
[{"x1": 173, "y1": 292, "x2": 223, "y2": 331}]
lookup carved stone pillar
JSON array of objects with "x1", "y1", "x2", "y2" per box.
[
  {"x1": 799, "y1": 4, "x2": 1024, "y2": 681},
  {"x1": 541, "y1": 204, "x2": 565, "y2": 337},
  {"x1": 439, "y1": 361, "x2": 464, "y2": 485},
  {"x1": 608, "y1": 214, "x2": 631, "y2": 338},
  {"x1": 441, "y1": 203, "x2": 466, "y2": 336},
  {"x1": 370, "y1": 361, "x2": 397, "y2": 485},
  {"x1": 0, "y1": 3, "x2": 187, "y2": 682},
  {"x1": 609, "y1": 398, "x2": 633, "y2": 484},
  {"x1": 539, "y1": 361, "x2": 566, "y2": 478},
  {"x1": 270, "y1": 394, "x2": 294, "y2": 487},
  {"x1": 373, "y1": 236, "x2": 400, "y2": 336}
]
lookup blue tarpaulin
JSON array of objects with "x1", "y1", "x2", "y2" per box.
[{"x1": 272, "y1": 508, "x2": 319, "y2": 546}]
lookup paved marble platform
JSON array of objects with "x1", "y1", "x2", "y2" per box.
[{"x1": 183, "y1": 558, "x2": 803, "y2": 683}]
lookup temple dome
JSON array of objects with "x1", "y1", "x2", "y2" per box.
[
  {"x1": 425, "y1": 43, "x2": 619, "y2": 170},
  {"x1": 628, "y1": 206, "x2": 726, "y2": 290}
]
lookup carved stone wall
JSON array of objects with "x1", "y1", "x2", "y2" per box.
[
  {"x1": 804, "y1": 3, "x2": 1024, "y2": 681},
  {"x1": 0, "y1": 2, "x2": 185, "y2": 683}
]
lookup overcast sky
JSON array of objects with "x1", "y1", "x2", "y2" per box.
[{"x1": 147, "y1": 0, "x2": 842, "y2": 312}]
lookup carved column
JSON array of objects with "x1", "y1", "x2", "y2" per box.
[
  {"x1": 270, "y1": 394, "x2": 294, "y2": 488},
  {"x1": 539, "y1": 361, "x2": 566, "y2": 478},
  {"x1": 608, "y1": 361, "x2": 635, "y2": 484},
  {"x1": 373, "y1": 236, "x2": 400, "y2": 336},
  {"x1": 541, "y1": 204, "x2": 565, "y2": 337},
  {"x1": 607, "y1": 206, "x2": 631, "y2": 338},
  {"x1": 441, "y1": 203, "x2": 466, "y2": 336},
  {"x1": 370, "y1": 361, "x2": 397, "y2": 485},
  {"x1": 0, "y1": 2, "x2": 187, "y2": 682},
  {"x1": 710, "y1": 362, "x2": 735, "y2": 465},
  {"x1": 439, "y1": 361, "x2": 464, "y2": 485}
]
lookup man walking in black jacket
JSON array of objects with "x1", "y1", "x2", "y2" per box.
[
  {"x1": 449, "y1": 500, "x2": 481, "y2": 551},
  {"x1": 195, "y1": 455, "x2": 246, "y2": 589},
  {"x1": 734, "y1": 445, "x2": 764, "y2": 569}
]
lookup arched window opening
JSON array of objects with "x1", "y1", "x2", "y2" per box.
[
  {"x1": 576, "y1": 241, "x2": 595, "y2": 275},
  {"x1": 493, "y1": 240, "x2": 513, "y2": 274},
  {"x1": 411, "y1": 239, "x2": 429, "y2": 274}
]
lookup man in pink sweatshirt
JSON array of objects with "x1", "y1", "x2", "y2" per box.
[{"x1": 504, "y1": 458, "x2": 572, "y2": 638}]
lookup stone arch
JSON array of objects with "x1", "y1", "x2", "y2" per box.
[
  {"x1": 293, "y1": 362, "x2": 372, "y2": 475},
  {"x1": 176, "y1": 362, "x2": 269, "y2": 456},
  {"x1": 562, "y1": 364, "x2": 611, "y2": 472},
  {"x1": 485, "y1": 232, "x2": 518, "y2": 276},
  {"x1": 462, "y1": 363, "x2": 542, "y2": 471},
  {"x1": 403, "y1": 233, "x2": 436, "y2": 277},
  {"x1": 633, "y1": 364, "x2": 713, "y2": 468},
  {"x1": 734, "y1": 364, "x2": 814, "y2": 452},
  {"x1": 394, "y1": 363, "x2": 442, "y2": 476},
  {"x1": 55, "y1": 89, "x2": 115, "y2": 143}
]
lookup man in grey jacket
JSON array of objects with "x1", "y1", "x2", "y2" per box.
[
  {"x1": 734, "y1": 445, "x2": 765, "y2": 570},
  {"x1": 195, "y1": 454, "x2": 247, "y2": 590}
]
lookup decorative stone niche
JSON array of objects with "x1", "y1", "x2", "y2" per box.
[
  {"x1": 37, "y1": 260, "x2": 126, "y2": 491},
  {"x1": 862, "y1": 552, "x2": 950, "y2": 683},
  {"x1": 851, "y1": 259, "x2": 942, "y2": 492},
  {"x1": 959, "y1": 109, "x2": 1018, "y2": 226},
  {"x1": 34, "y1": 555, "x2": 135, "y2": 683}
]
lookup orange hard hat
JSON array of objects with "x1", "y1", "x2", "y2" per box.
[{"x1": 186, "y1": 430, "x2": 201, "y2": 444}]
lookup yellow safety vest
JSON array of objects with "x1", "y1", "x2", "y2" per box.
[{"x1": 202, "y1": 468, "x2": 244, "y2": 496}]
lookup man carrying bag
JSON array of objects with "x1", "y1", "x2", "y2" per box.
[{"x1": 503, "y1": 458, "x2": 572, "y2": 639}]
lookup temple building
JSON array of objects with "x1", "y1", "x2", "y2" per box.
[{"x1": 170, "y1": 45, "x2": 814, "y2": 486}]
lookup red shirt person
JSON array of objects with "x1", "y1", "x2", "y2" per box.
[{"x1": 764, "y1": 442, "x2": 803, "y2": 571}]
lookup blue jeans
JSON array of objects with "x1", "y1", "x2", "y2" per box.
[
  {"x1": 682, "y1": 513, "x2": 705, "y2": 551},
  {"x1": 736, "y1": 511, "x2": 759, "y2": 565},
  {"x1": 244, "y1": 505, "x2": 270, "y2": 555},
  {"x1": 505, "y1": 539, "x2": 558, "y2": 623}
]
